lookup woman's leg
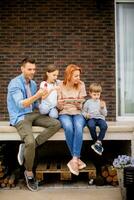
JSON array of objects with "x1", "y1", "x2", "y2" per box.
[
  {"x1": 68, "y1": 115, "x2": 86, "y2": 175},
  {"x1": 59, "y1": 114, "x2": 86, "y2": 175},
  {"x1": 59, "y1": 114, "x2": 74, "y2": 156},
  {"x1": 73, "y1": 114, "x2": 86, "y2": 157}
]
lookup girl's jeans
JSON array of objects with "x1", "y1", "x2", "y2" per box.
[
  {"x1": 87, "y1": 118, "x2": 108, "y2": 142},
  {"x1": 59, "y1": 114, "x2": 86, "y2": 158}
]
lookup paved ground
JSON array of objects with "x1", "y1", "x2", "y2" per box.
[{"x1": 0, "y1": 186, "x2": 122, "y2": 200}]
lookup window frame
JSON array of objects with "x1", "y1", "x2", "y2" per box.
[{"x1": 115, "y1": 0, "x2": 134, "y2": 121}]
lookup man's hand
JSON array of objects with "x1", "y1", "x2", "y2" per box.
[
  {"x1": 22, "y1": 88, "x2": 48, "y2": 108},
  {"x1": 35, "y1": 88, "x2": 48, "y2": 99}
]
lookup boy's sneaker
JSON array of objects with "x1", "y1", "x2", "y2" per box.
[
  {"x1": 17, "y1": 143, "x2": 25, "y2": 165},
  {"x1": 91, "y1": 142, "x2": 104, "y2": 156},
  {"x1": 24, "y1": 171, "x2": 38, "y2": 192}
]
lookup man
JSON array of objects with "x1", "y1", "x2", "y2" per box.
[{"x1": 7, "y1": 57, "x2": 61, "y2": 191}]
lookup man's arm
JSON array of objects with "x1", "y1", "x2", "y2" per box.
[
  {"x1": 10, "y1": 85, "x2": 47, "y2": 108},
  {"x1": 22, "y1": 89, "x2": 47, "y2": 107}
]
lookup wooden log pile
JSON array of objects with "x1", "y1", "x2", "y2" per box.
[
  {"x1": 0, "y1": 165, "x2": 16, "y2": 188},
  {"x1": 101, "y1": 165, "x2": 118, "y2": 186},
  {"x1": 0, "y1": 144, "x2": 16, "y2": 188}
]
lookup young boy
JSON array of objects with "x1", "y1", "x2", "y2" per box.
[{"x1": 82, "y1": 83, "x2": 108, "y2": 155}]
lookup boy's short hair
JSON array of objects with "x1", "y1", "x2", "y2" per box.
[{"x1": 89, "y1": 83, "x2": 102, "y2": 93}]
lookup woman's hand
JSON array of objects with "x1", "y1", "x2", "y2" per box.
[
  {"x1": 73, "y1": 98, "x2": 85, "y2": 110},
  {"x1": 73, "y1": 101, "x2": 81, "y2": 110},
  {"x1": 57, "y1": 99, "x2": 65, "y2": 110}
]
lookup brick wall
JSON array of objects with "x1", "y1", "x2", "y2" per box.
[{"x1": 0, "y1": 0, "x2": 115, "y2": 121}]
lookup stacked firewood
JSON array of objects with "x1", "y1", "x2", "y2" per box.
[
  {"x1": 0, "y1": 162, "x2": 16, "y2": 188},
  {"x1": 0, "y1": 144, "x2": 16, "y2": 188},
  {"x1": 101, "y1": 165, "x2": 118, "y2": 186}
]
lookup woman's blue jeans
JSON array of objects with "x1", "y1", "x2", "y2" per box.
[{"x1": 59, "y1": 114, "x2": 86, "y2": 158}]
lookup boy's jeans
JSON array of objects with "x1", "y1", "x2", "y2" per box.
[
  {"x1": 87, "y1": 118, "x2": 108, "y2": 141},
  {"x1": 59, "y1": 114, "x2": 86, "y2": 157}
]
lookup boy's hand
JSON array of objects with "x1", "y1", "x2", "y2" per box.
[
  {"x1": 85, "y1": 113, "x2": 90, "y2": 119},
  {"x1": 100, "y1": 100, "x2": 106, "y2": 109}
]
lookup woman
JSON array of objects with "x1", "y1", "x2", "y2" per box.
[{"x1": 58, "y1": 64, "x2": 87, "y2": 176}]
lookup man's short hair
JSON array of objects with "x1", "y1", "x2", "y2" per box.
[{"x1": 21, "y1": 57, "x2": 36, "y2": 66}]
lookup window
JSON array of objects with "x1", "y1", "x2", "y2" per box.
[{"x1": 116, "y1": 1, "x2": 134, "y2": 120}]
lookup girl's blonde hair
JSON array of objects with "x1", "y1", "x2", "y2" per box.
[
  {"x1": 89, "y1": 83, "x2": 102, "y2": 93},
  {"x1": 63, "y1": 64, "x2": 81, "y2": 88}
]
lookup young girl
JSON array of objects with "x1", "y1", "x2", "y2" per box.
[{"x1": 39, "y1": 64, "x2": 60, "y2": 118}]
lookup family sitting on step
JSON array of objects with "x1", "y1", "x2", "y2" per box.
[{"x1": 7, "y1": 57, "x2": 108, "y2": 191}]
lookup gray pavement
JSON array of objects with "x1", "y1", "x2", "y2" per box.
[{"x1": 0, "y1": 187, "x2": 122, "y2": 200}]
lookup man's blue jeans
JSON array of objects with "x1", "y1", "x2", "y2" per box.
[
  {"x1": 59, "y1": 114, "x2": 86, "y2": 157},
  {"x1": 87, "y1": 118, "x2": 108, "y2": 142}
]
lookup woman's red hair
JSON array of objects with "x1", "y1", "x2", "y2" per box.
[{"x1": 63, "y1": 64, "x2": 81, "y2": 88}]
